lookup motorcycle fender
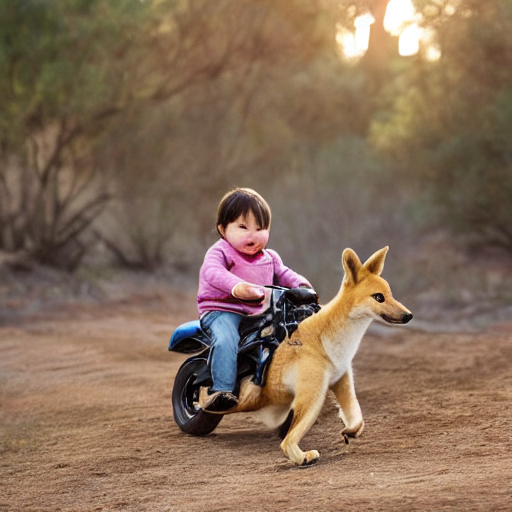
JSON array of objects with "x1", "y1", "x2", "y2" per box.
[{"x1": 168, "y1": 320, "x2": 211, "y2": 354}]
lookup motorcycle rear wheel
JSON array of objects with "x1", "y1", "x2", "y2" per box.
[{"x1": 171, "y1": 357, "x2": 223, "y2": 436}]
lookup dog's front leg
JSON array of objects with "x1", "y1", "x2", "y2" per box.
[
  {"x1": 280, "y1": 371, "x2": 328, "y2": 466},
  {"x1": 331, "y1": 367, "x2": 364, "y2": 438}
]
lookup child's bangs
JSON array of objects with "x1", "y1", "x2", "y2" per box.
[
  {"x1": 217, "y1": 188, "x2": 271, "y2": 231},
  {"x1": 247, "y1": 201, "x2": 271, "y2": 229}
]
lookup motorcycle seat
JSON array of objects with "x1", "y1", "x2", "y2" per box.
[{"x1": 283, "y1": 287, "x2": 318, "y2": 306}]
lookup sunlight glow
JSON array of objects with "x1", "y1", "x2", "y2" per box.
[
  {"x1": 336, "y1": 15, "x2": 375, "y2": 59},
  {"x1": 336, "y1": 26, "x2": 360, "y2": 58},
  {"x1": 425, "y1": 45, "x2": 442, "y2": 61},
  {"x1": 384, "y1": 0, "x2": 416, "y2": 35},
  {"x1": 421, "y1": 27, "x2": 442, "y2": 61},
  {"x1": 354, "y1": 13, "x2": 374, "y2": 52},
  {"x1": 337, "y1": 0, "x2": 441, "y2": 60},
  {"x1": 384, "y1": 0, "x2": 423, "y2": 56},
  {"x1": 398, "y1": 24, "x2": 420, "y2": 56}
]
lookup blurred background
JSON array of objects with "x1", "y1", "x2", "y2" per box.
[{"x1": 1, "y1": 0, "x2": 512, "y2": 326}]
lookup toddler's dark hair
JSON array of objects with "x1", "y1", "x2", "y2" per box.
[{"x1": 216, "y1": 188, "x2": 271, "y2": 237}]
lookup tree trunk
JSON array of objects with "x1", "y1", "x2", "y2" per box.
[{"x1": 363, "y1": 0, "x2": 394, "y2": 92}]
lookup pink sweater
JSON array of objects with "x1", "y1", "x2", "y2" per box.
[{"x1": 197, "y1": 239, "x2": 311, "y2": 316}]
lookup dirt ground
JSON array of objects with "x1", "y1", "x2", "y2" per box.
[{"x1": 1, "y1": 290, "x2": 511, "y2": 512}]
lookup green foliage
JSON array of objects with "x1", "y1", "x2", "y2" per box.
[
  {"x1": 93, "y1": 0, "x2": 369, "y2": 270},
  {"x1": 263, "y1": 135, "x2": 415, "y2": 298},
  {"x1": 372, "y1": 0, "x2": 512, "y2": 250},
  {"x1": 1, "y1": 0, "x2": 363, "y2": 270},
  {"x1": 0, "y1": 0, "x2": 156, "y2": 268},
  {"x1": 2, "y1": 0, "x2": 512, "y2": 284},
  {"x1": 0, "y1": 0, "x2": 149, "y2": 133}
]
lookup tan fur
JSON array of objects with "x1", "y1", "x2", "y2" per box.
[{"x1": 211, "y1": 247, "x2": 411, "y2": 466}]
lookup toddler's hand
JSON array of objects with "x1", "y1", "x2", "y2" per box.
[{"x1": 232, "y1": 283, "x2": 265, "y2": 302}]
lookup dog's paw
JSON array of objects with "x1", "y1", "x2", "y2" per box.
[
  {"x1": 300, "y1": 450, "x2": 320, "y2": 467},
  {"x1": 341, "y1": 420, "x2": 364, "y2": 439}
]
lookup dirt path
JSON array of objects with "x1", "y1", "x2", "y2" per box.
[{"x1": 1, "y1": 297, "x2": 511, "y2": 512}]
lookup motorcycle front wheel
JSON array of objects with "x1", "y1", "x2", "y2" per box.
[{"x1": 171, "y1": 357, "x2": 224, "y2": 436}]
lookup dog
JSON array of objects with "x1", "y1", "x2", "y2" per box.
[{"x1": 200, "y1": 247, "x2": 413, "y2": 466}]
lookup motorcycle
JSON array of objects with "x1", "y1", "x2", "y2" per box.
[{"x1": 168, "y1": 286, "x2": 320, "y2": 436}]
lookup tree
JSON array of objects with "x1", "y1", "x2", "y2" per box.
[
  {"x1": 371, "y1": 0, "x2": 512, "y2": 251},
  {"x1": 94, "y1": 0, "x2": 368, "y2": 270},
  {"x1": 2, "y1": 0, "x2": 403, "y2": 275},
  {"x1": 0, "y1": 0, "x2": 155, "y2": 269}
]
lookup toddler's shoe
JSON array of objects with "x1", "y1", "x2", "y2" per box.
[{"x1": 203, "y1": 390, "x2": 238, "y2": 412}]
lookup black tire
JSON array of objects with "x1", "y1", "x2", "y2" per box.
[{"x1": 171, "y1": 357, "x2": 223, "y2": 436}]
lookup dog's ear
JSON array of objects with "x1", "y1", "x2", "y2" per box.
[
  {"x1": 363, "y1": 246, "x2": 389, "y2": 276},
  {"x1": 342, "y1": 248, "x2": 362, "y2": 285}
]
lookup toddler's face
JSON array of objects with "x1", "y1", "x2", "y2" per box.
[{"x1": 219, "y1": 211, "x2": 269, "y2": 256}]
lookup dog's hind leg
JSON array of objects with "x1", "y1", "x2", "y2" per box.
[
  {"x1": 277, "y1": 409, "x2": 294, "y2": 439},
  {"x1": 331, "y1": 367, "x2": 364, "y2": 438},
  {"x1": 280, "y1": 373, "x2": 328, "y2": 466}
]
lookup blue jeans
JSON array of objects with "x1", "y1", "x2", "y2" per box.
[{"x1": 201, "y1": 311, "x2": 244, "y2": 393}]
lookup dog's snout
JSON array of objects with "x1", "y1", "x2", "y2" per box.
[{"x1": 402, "y1": 312, "x2": 413, "y2": 324}]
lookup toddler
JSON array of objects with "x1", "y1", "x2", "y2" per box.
[{"x1": 198, "y1": 188, "x2": 312, "y2": 412}]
